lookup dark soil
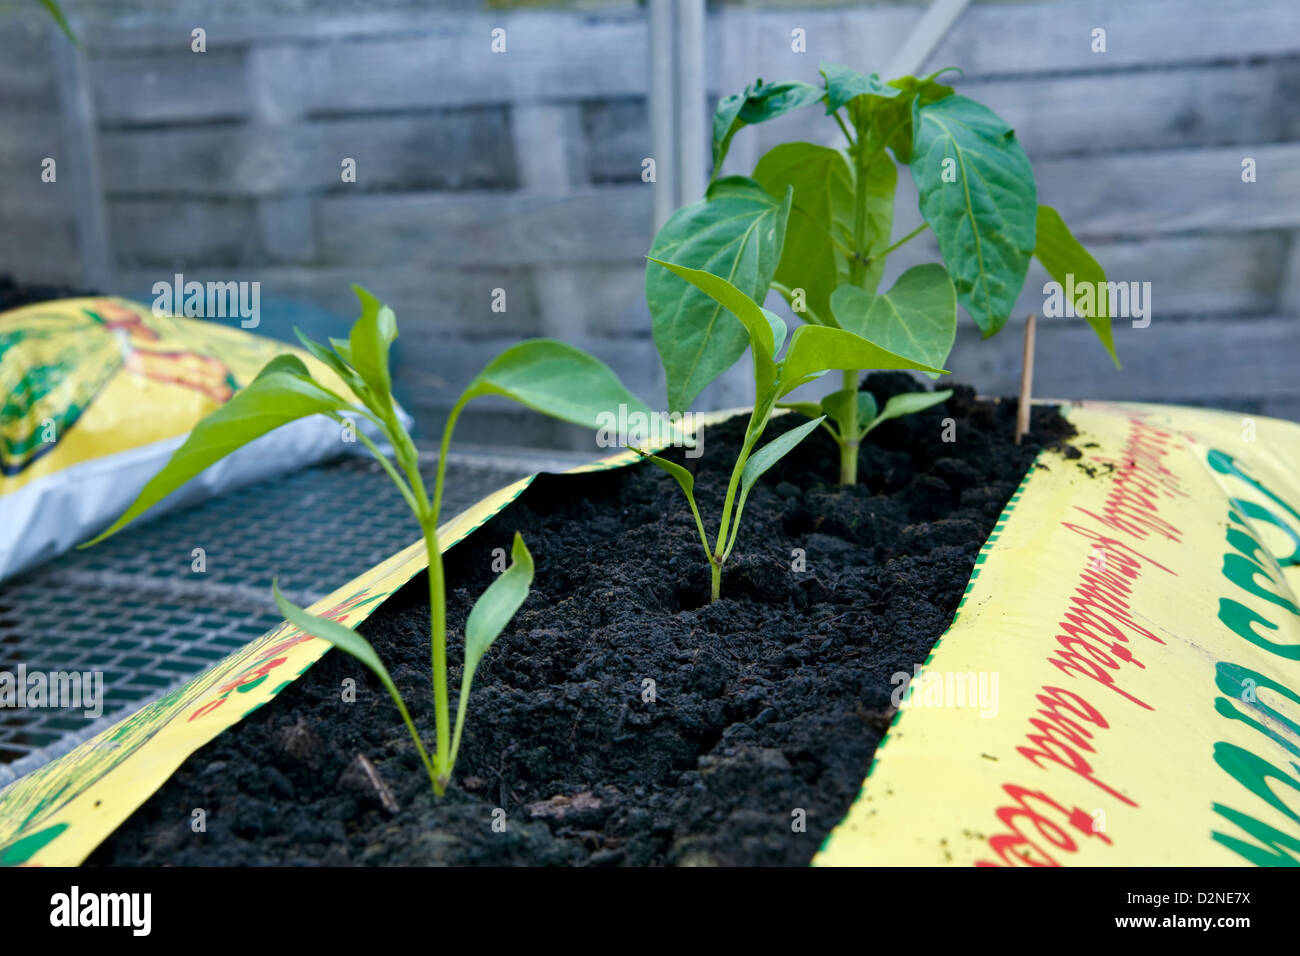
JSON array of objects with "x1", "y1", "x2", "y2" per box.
[{"x1": 89, "y1": 375, "x2": 1076, "y2": 866}]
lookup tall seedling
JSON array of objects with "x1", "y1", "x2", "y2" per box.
[
  {"x1": 641, "y1": 258, "x2": 946, "y2": 602},
  {"x1": 648, "y1": 67, "x2": 1118, "y2": 484},
  {"x1": 85, "y1": 287, "x2": 650, "y2": 795}
]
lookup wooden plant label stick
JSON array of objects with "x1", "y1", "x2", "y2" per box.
[{"x1": 1015, "y1": 313, "x2": 1037, "y2": 445}]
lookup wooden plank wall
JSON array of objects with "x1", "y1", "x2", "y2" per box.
[{"x1": 1, "y1": 0, "x2": 1298, "y2": 445}]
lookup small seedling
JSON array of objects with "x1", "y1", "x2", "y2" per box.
[
  {"x1": 779, "y1": 387, "x2": 954, "y2": 450},
  {"x1": 640, "y1": 258, "x2": 944, "y2": 602},
  {"x1": 647, "y1": 64, "x2": 1117, "y2": 484},
  {"x1": 84, "y1": 286, "x2": 649, "y2": 796}
]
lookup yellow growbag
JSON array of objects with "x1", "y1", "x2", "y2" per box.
[
  {"x1": 816, "y1": 401, "x2": 1300, "y2": 866},
  {"x1": 0, "y1": 297, "x2": 376, "y2": 581}
]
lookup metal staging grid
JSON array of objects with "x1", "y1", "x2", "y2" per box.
[{"x1": 0, "y1": 446, "x2": 589, "y2": 786}]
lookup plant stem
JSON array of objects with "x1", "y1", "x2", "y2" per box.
[
  {"x1": 708, "y1": 405, "x2": 768, "y2": 600},
  {"x1": 684, "y1": 489, "x2": 713, "y2": 559},
  {"x1": 424, "y1": 405, "x2": 475, "y2": 787},
  {"x1": 838, "y1": 368, "x2": 860, "y2": 485},
  {"x1": 391, "y1": 685, "x2": 442, "y2": 796},
  {"x1": 382, "y1": 407, "x2": 451, "y2": 790},
  {"x1": 710, "y1": 561, "x2": 721, "y2": 603},
  {"x1": 337, "y1": 415, "x2": 421, "y2": 515},
  {"x1": 849, "y1": 143, "x2": 869, "y2": 288},
  {"x1": 431, "y1": 397, "x2": 469, "y2": 530},
  {"x1": 345, "y1": 401, "x2": 449, "y2": 794},
  {"x1": 423, "y1": 522, "x2": 449, "y2": 789},
  {"x1": 839, "y1": 124, "x2": 877, "y2": 486},
  {"x1": 833, "y1": 109, "x2": 855, "y2": 147},
  {"x1": 721, "y1": 413, "x2": 773, "y2": 565},
  {"x1": 865, "y1": 223, "x2": 929, "y2": 267}
]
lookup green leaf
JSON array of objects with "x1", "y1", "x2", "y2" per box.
[
  {"x1": 705, "y1": 175, "x2": 766, "y2": 200},
  {"x1": 451, "y1": 532, "x2": 534, "y2": 768},
  {"x1": 274, "y1": 580, "x2": 439, "y2": 786},
  {"x1": 864, "y1": 389, "x2": 953, "y2": 436},
  {"x1": 635, "y1": 450, "x2": 713, "y2": 558},
  {"x1": 460, "y1": 532, "x2": 534, "y2": 704},
  {"x1": 856, "y1": 150, "x2": 898, "y2": 294},
  {"x1": 764, "y1": 308, "x2": 788, "y2": 356},
  {"x1": 39, "y1": 0, "x2": 77, "y2": 44},
  {"x1": 821, "y1": 64, "x2": 901, "y2": 115},
  {"x1": 464, "y1": 339, "x2": 650, "y2": 429},
  {"x1": 712, "y1": 80, "x2": 824, "y2": 173},
  {"x1": 753, "y1": 142, "x2": 858, "y2": 322},
  {"x1": 858, "y1": 390, "x2": 879, "y2": 425},
  {"x1": 646, "y1": 179, "x2": 792, "y2": 410},
  {"x1": 743, "y1": 415, "x2": 826, "y2": 490},
  {"x1": 777, "y1": 400, "x2": 826, "y2": 421},
  {"x1": 739, "y1": 80, "x2": 824, "y2": 124},
  {"x1": 647, "y1": 257, "x2": 774, "y2": 356},
  {"x1": 820, "y1": 388, "x2": 878, "y2": 435},
  {"x1": 871, "y1": 72, "x2": 957, "y2": 163},
  {"x1": 639, "y1": 451, "x2": 696, "y2": 498},
  {"x1": 294, "y1": 328, "x2": 363, "y2": 389},
  {"x1": 646, "y1": 256, "x2": 780, "y2": 401},
  {"x1": 830, "y1": 265, "x2": 957, "y2": 378},
  {"x1": 329, "y1": 337, "x2": 354, "y2": 365},
  {"x1": 272, "y1": 581, "x2": 400, "y2": 704},
  {"x1": 347, "y1": 285, "x2": 398, "y2": 404},
  {"x1": 910, "y1": 95, "x2": 1037, "y2": 337},
  {"x1": 732, "y1": 416, "x2": 826, "y2": 529},
  {"x1": 820, "y1": 65, "x2": 955, "y2": 163},
  {"x1": 712, "y1": 94, "x2": 746, "y2": 172},
  {"x1": 83, "y1": 361, "x2": 355, "y2": 546},
  {"x1": 449, "y1": 532, "x2": 536, "y2": 770},
  {"x1": 779, "y1": 326, "x2": 948, "y2": 397},
  {"x1": 254, "y1": 352, "x2": 313, "y2": 380},
  {"x1": 1035, "y1": 205, "x2": 1119, "y2": 368}
]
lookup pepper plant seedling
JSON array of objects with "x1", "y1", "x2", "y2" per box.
[
  {"x1": 780, "y1": 386, "x2": 955, "y2": 451},
  {"x1": 641, "y1": 257, "x2": 945, "y2": 602},
  {"x1": 648, "y1": 65, "x2": 1118, "y2": 485},
  {"x1": 84, "y1": 286, "x2": 650, "y2": 796}
]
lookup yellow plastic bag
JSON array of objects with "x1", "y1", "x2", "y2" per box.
[
  {"x1": 816, "y1": 402, "x2": 1300, "y2": 866},
  {"x1": 0, "y1": 298, "x2": 378, "y2": 581}
]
